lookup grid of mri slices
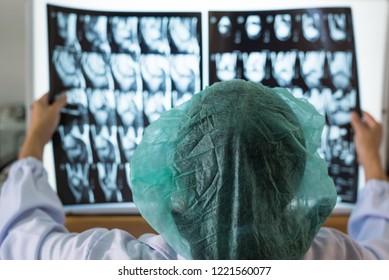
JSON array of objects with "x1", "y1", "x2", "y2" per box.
[
  {"x1": 47, "y1": 6, "x2": 360, "y2": 205},
  {"x1": 48, "y1": 6, "x2": 202, "y2": 205},
  {"x1": 208, "y1": 8, "x2": 359, "y2": 202}
]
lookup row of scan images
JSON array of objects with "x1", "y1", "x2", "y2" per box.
[
  {"x1": 211, "y1": 50, "x2": 354, "y2": 90},
  {"x1": 56, "y1": 121, "x2": 356, "y2": 205},
  {"x1": 57, "y1": 121, "x2": 355, "y2": 168},
  {"x1": 53, "y1": 48, "x2": 351, "y2": 100},
  {"x1": 52, "y1": 50, "x2": 201, "y2": 96},
  {"x1": 52, "y1": 9, "x2": 350, "y2": 58},
  {"x1": 211, "y1": 11, "x2": 351, "y2": 44},
  {"x1": 61, "y1": 86, "x2": 355, "y2": 129},
  {"x1": 58, "y1": 162, "x2": 132, "y2": 204},
  {"x1": 51, "y1": 11, "x2": 201, "y2": 55},
  {"x1": 56, "y1": 125, "x2": 139, "y2": 164},
  {"x1": 62, "y1": 87, "x2": 189, "y2": 127}
]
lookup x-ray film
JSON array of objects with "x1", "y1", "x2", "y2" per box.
[
  {"x1": 48, "y1": 5, "x2": 202, "y2": 206},
  {"x1": 209, "y1": 8, "x2": 360, "y2": 203},
  {"x1": 47, "y1": 4, "x2": 360, "y2": 208}
]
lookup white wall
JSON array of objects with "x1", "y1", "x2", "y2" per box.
[{"x1": 0, "y1": 0, "x2": 26, "y2": 104}]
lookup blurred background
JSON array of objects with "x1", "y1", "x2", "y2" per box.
[
  {"x1": 0, "y1": 0, "x2": 26, "y2": 175},
  {"x1": 0, "y1": 0, "x2": 25, "y2": 104}
]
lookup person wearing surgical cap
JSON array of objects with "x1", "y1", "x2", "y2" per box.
[
  {"x1": 1, "y1": 80, "x2": 389, "y2": 259},
  {"x1": 131, "y1": 80, "x2": 334, "y2": 259}
]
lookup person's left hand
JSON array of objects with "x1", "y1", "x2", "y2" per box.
[{"x1": 19, "y1": 93, "x2": 67, "y2": 161}]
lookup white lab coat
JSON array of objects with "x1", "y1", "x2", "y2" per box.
[{"x1": 0, "y1": 158, "x2": 388, "y2": 259}]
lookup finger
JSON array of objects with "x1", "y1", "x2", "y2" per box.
[
  {"x1": 350, "y1": 111, "x2": 363, "y2": 130},
  {"x1": 53, "y1": 93, "x2": 68, "y2": 110},
  {"x1": 37, "y1": 93, "x2": 49, "y2": 105},
  {"x1": 362, "y1": 111, "x2": 380, "y2": 129}
]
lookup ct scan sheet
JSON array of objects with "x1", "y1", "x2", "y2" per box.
[
  {"x1": 48, "y1": 5, "x2": 202, "y2": 205},
  {"x1": 209, "y1": 8, "x2": 360, "y2": 203}
]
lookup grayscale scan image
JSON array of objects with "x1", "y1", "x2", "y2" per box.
[
  {"x1": 209, "y1": 8, "x2": 360, "y2": 203},
  {"x1": 47, "y1": 5, "x2": 202, "y2": 205}
]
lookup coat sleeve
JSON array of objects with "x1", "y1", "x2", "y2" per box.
[
  {"x1": 347, "y1": 180, "x2": 389, "y2": 259},
  {"x1": 0, "y1": 158, "x2": 177, "y2": 260},
  {"x1": 304, "y1": 180, "x2": 389, "y2": 259},
  {"x1": 0, "y1": 158, "x2": 67, "y2": 259}
]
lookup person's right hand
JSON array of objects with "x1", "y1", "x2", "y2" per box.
[
  {"x1": 18, "y1": 93, "x2": 67, "y2": 161},
  {"x1": 351, "y1": 111, "x2": 386, "y2": 182}
]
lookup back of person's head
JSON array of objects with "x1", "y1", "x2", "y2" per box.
[{"x1": 131, "y1": 79, "x2": 337, "y2": 260}]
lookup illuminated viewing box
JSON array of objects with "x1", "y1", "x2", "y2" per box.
[{"x1": 27, "y1": 0, "x2": 389, "y2": 214}]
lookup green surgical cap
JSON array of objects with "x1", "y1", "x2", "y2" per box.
[{"x1": 131, "y1": 80, "x2": 337, "y2": 259}]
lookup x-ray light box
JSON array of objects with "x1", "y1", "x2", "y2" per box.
[{"x1": 27, "y1": 0, "x2": 389, "y2": 214}]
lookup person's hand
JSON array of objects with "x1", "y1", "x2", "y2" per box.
[
  {"x1": 19, "y1": 93, "x2": 67, "y2": 161},
  {"x1": 350, "y1": 111, "x2": 386, "y2": 182}
]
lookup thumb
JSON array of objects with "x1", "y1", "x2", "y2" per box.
[
  {"x1": 53, "y1": 93, "x2": 67, "y2": 111},
  {"x1": 362, "y1": 111, "x2": 379, "y2": 129},
  {"x1": 350, "y1": 111, "x2": 363, "y2": 131}
]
